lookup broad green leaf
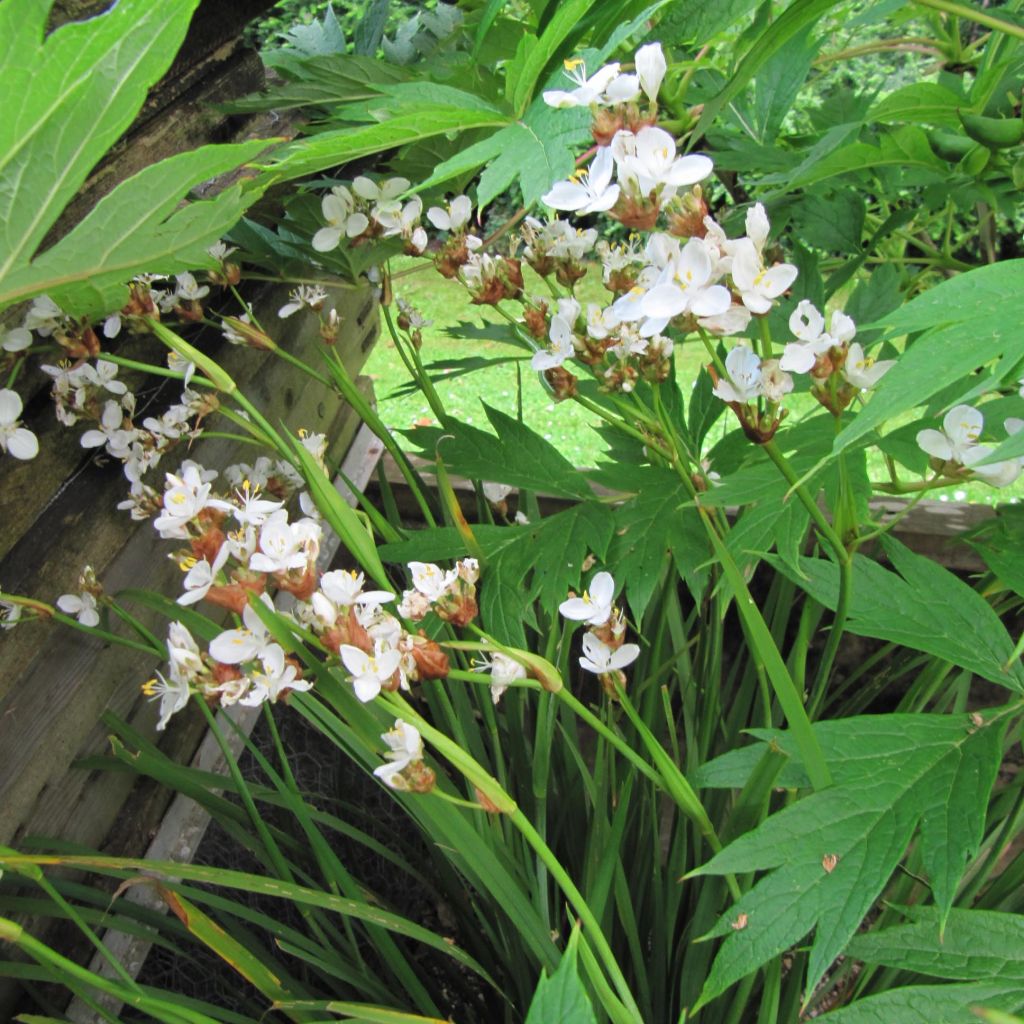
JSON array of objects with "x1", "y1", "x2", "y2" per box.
[
  {"x1": 790, "y1": 191, "x2": 865, "y2": 253},
  {"x1": 406, "y1": 404, "x2": 595, "y2": 500},
  {"x1": 525, "y1": 931, "x2": 598, "y2": 1024},
  {"x1": 781, "y1": 125, "x2": 947, "y2": 190},
  {"x1": 506, "y1": 0, "x2": 600, "y2": 115},
  {"x1": 847, "y1": 907, "x2": 1024, "y2": 982},
  {"x1": 0, "y1": 0, "x2": 200, "y2": 284},
  {"x1": 766, "y1": 536, "x2": 1024, "y2": 691},
  {"x1": 690, "y1": 712, "x2": 1008, "y2": 1009},
  {"x1": 354, "y1": 0, "x2": 390, "y2": 56},
  {"x1": 816, "y1": 982, "x2": 1024, "y2": 1023},
  {"x1": 267, "y1": 108, "x2": 511, "y2": 181},
  {"x1": 607, "y1": 468, "x2": 708, "y2": 620},
  {"x1": 0, "y1": 140, "x2": 270, "y2": 316},
  {"x1": 831, "y1": 260, "x2": 1024, "y2": 455},
  {"x1": 868, "y1": 82, "x2": 966, "y2": 128},
  {"x1": 748, "y1": 27, "x2": 817, "y2": 144}
]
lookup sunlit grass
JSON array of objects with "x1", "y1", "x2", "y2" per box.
[{"x1": 367, "y1": 257, "x2": 1021, "y2": 507}]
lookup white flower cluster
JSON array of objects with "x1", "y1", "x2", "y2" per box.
[
  {"x1": 559, "y1": 570, "x2": 640, "y2": 688},
  {"x1": 313, "y1": 178, "x2": 472, "y2": 257}
]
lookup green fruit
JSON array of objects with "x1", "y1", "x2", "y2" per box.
[
  {"x1": 928, "y1": 128, "x2": 976, "y2": 162},
  {"x1": 958, "y1": 109, "x2": 1024, "y2": 150},
  {"x1": 957, "y1": 142, "x2": 990, "y2": 177}
]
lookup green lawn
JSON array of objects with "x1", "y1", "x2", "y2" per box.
[{"x1": 367, "y1": 257, "x2": 1020, "y2": 507}]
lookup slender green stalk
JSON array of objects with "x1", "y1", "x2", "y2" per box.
[{"x1": 913, "y1": 0, "x2": 1024, "y2": 39}]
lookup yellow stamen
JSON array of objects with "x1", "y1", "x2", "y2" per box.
[
  {"x1": 141, "y1": 678, "x2": 159, "y2": 696},
  {"x1": 178, "y1": 556, "x2": 197, "y2": 572},
  {"x1": 564, "y1": 57, "x2": 584, "y2": 71}
]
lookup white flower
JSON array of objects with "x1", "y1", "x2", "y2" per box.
[
  {"x1": 312, "y1": 189, "x2": 368, "y2": 253},
  {"x1": 249, "y1": 512, "x2": 310, "y2": 574},
  {"x1": 713, "y1": 345, "x2": 763, "y2": 404},
  {"x1": 340, "y1": 642, "x2": 402, "y2": 702},
  {"x1": 780, "y1": 301, "x2": 857, "y2": 374},
  {"x1": 57, "y1": 589, "x2": 99, "y2": 627},
  {"x1": 635, "y1": 43, "x2": 666, "y2": 103},
  {"x1": 80, "y1": 400, "x2": 137, "y2": 457},
  {"x1": 167, "y1": 621, "x2": 204, "y2": 683},
  {"x1": 376, "y1": 196, "x2": 424, "y2": 239},
  {"x1": 373, "y1": 719, "x2": 424, "y2": 787},
  {"x1": 603, "y1": 73, "x2": 640, "y2": 104},
  {"x1": 731, "y1": 238, "x2": 798, "y2": 315},
  {"x1": 543, "y1": 58, "x2": 620, "y2": 108},
  {"x1": 278, "y1": 284, "x2": 329, "y2": 318},
  {"x1": 745, "y1": 203, "x2": 771, "y2": 253},
  {"x1": 232, "y1": 480, "x2": 284, "y2": 528},
  {"x1": 353, "y1": 176, "x2": 410, "y2": 202},
  {"x1": 760, "y1": 359, "x2": 793, "y2": 403},
  {"x1": 1, "y1": 326, "x2": 31, "y2": 352},
  {"x1": 209, "y1": 597, "x2": 276, "y2": 664},
  {"x1": 482, "y1": 481, "x2": 514, "y2": 503},
  {"x1": 427, "y1": 195, "x2": 472, "y2": 232},
  {"x1": 320, "y1": 568, "x2": 393, "y2": 608},
  {"x1": 177, "y1": 543, "x2": 230, "y2": 606},
  {"x1": 917, "y1": 405, "x2": 984, "y2": 464},
  {"x1": 0, "y1": 389, "x2": 39, "y2": 460},
  {"x1": 208, "y1": 240, "x2": 237, "y2": 262},
  {"x1": 23, "y1": 295, "x2": 64, "y2": 335},
  {"x1": 483, "y1": 651, "x2": 527, "y2": 704},
  {"x1": 612, "y1": 127, "x2": 713, "y2": 198},
  {"x1": 842, "y1": 343, "x2": 894, "y2": 390},
  {"x1": 542, "y1": 147, "x2": 620, "y2": 214},
  {"x1": 408, "y1": 561, "x2": 457, "y2": 601},
  {"x1": 1, "y1": 600, "x2": 23, "y2": 630},
  {"x1": 85, "y1": 359, "x2": 128, "y2": 396},
  {"x1": 240, "y1": 644, "x2": 311, "y2": 705},
  {"x1": 143, "y1": 671, "x2": 190, "y2": 731},
  {"x1": 532, "y1": 311, "x2": 576, "y2": 371},
  {"x1": 641, "y1": 237, "x2": 732, "y2": 323},
  {"x1": 579, "y1": 633, "x2": 640, "y2": 674},
  {"x1": 154, "y1": 463, "x2": 232, "y2": 539},
  {"x1": 559, "y1": 571, "x2": 616, "y2": 626},
  {"x1": 174, "y1": 272, "x2": 209, "y2": 302}
]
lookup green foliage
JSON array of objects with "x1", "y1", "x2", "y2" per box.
[
  {"x1": 0, "y1": 0, "x2": 267, "y2": 317},
  {"x1": 692, "y1": 712, "x2": 1009, "y2": 1008},
  {"x1": 524, "y1": 931, "x2": 598, "y2": 1024}
]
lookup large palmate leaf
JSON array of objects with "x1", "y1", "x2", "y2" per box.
[
  {"x1": 0, "y1": 0, "x2": 271, "y2": 317},
  {"x1": 690, "y1": 713, "x2": 1009, "y2": 1010},
  {"x1": 766, "y1": 535, "x2": 1024, "y2": 691},
  {"x1": 405, "y1": 404, "x2": 595, "y2": 500}
]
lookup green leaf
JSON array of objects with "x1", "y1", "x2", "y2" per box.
[
  {"x1": 0, "y1": 140, "x2": 270, "y2": 316},
  {"x1": 525, "y1": 930, "x2": 598, "y2": 1024},
  {"x1": 766, "y1": 536, "x2": 1024, "y2": 691},
  {"x1": 0, "y1": 0, "x2": 200, "y2": 287},
  {"x1": 691, "y1": 0, "x2": 842, "y2": 144},
  {"x1": 831, "y1": 260, "x2": 1024, "y2": 456},
  {"x1": 227, "y1": 55, "x2": 408, "y2": 112},
  {"x1": 790, "y1": 190, "x2": 865, "y2": 253},
  {"x1": 966, "y1": 507, "x2": 1024, "y2": 600},
  {"x1": 354, "y1": 0, "x2": 391, "y2": 56},
  {"x1": 658, "y1": 0, "x2": 762, "y2": 45},
  {"x1": 607, "y1": 468, "x2": 708, "y2": 620},
  {"x1": 406, "y1": 404, "x2": 595, "y2": 500},
  {"x1": 847, "y1": 907, "x2": 1024, "y2": 982},
  {"x1": 267, "y1": 108, "x2": 511, "y2": 181},
  {"x1": 483, "y1": 502, "x2": 614, "y2": 645},
  {"x1": 868, "y1": 82, "x2": 966, "y2": 128},
  {"x1": 506, "y1": 0, "x2": 600, "y2": 115},
  {"x1": 816, "y1": 982, "x2": 1024, "y2": 1023},
  {"x1": 690, "y1": 712, "x2": 1008, "y2": 1009}
]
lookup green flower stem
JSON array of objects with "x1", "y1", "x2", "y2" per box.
[
  {"x1": 381, "y1": 299, "x2": 450, "y2": 428},
  {"x1": 383, "y1": 692, "x2": 643, "y2": 1022},
  {"x1": 913, "y1": 0, "x2": 1024, "y2": 39},
  {"x1": 321, "y1": 347, "x2": 438, "y2": 527},
  {"x1": 572, "y1": 390, "x2": 673, "y2": 459},
  {"x1": 99, "y1": 353, "x2": 195, "y2": 382},
  {"x1": 267, "y1": 341, "x2": 335, "y2": 389},
  {"x1": 697, "y1": 326, "x2": 728, "y2": 379}
]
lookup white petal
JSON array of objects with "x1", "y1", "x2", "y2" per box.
[
  {"x1": 916, "y1": 428, "x2": 954, "y2": 461},
  {"x1": 0, "y1": 388, "x2": 23, "y2": 424},
  {"x1": 7, "y1": 427, "x2": 38, "y2": 460},
  {"x1": 312, "y1": 227, "x2": 342, "y2": 253}
]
